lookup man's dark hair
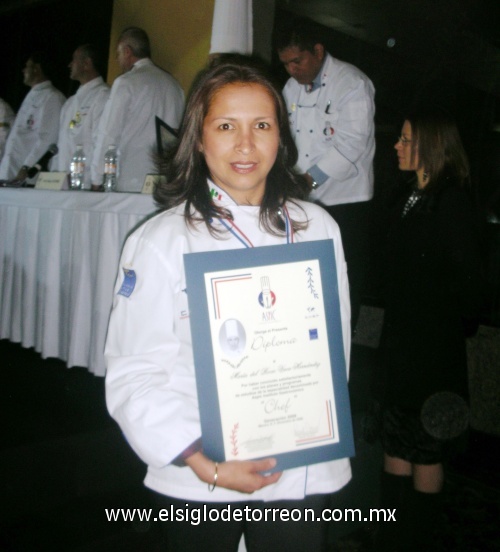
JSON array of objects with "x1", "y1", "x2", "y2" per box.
[
  {"x1": 79, "y1": 43, "x2": 104, "y2": 76},
  {"x1": 118, "y1": 27, "x2": 151, "y2": 59},
  {"x1": 154, "y1": 55, "x2": 309, "y2": 236},
  {"x1": 274, "y1": 17, "x2": 323, "y2": 53},
  {"x1": 29, "y1": 51, "x2": 53, "y2": 79}
]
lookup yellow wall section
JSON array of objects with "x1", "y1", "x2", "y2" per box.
[{"x1": 108, "y1": 0, "x2": 215, "y2": 94}]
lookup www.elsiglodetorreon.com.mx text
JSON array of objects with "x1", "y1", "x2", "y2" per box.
[{"x1": 105, "y1": 505, "x2": 397, "y2": 525}]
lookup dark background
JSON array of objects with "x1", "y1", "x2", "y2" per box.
[{"x1": 0, "y1": 0, "x2": 114, "y2": 109}]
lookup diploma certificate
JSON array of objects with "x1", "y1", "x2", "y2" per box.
[{"x1": 185, "y1": 240, "x2": 354, "y2": 471}]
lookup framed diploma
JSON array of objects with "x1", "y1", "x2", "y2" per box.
[{"x1": 184, "y1": 239, "x2": 354, "y2": 472}]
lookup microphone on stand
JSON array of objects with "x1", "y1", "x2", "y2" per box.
[
  {"x1": 0, "y1": 144, "x2": 59, "y2": 188},
  {"x1": 26, "y1": 144, "x2": 59, "y2": 178}
]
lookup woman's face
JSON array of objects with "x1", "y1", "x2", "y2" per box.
[
  {"x1": 201, "y1": 82, "x2": 280, "y2": 205},
  {"x1": 395, "y1": 120, "x2": 419, "y2": 172}
]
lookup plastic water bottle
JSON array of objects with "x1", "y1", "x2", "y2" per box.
[
  {"x1": 69, "y1": 145, "x2": 86, "y2": 190},
  {"x1": 102, "y1": 145, "x2": 118, "y2": 192}
]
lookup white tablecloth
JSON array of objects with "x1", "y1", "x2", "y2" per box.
[{"x1": 0, "y1": 189, "x2": 157, "y2": 376}]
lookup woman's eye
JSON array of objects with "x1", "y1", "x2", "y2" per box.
[
  {"x1": 218, "y1": 123, "x2": 233, "y2": 130},
  {"x1": 256, "y1": 122, "x2": 271, "y2": 130}
]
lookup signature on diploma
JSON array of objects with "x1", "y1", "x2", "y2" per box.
[{"x1": 264, "y1": 397, "x2": 292, "y2": 414}]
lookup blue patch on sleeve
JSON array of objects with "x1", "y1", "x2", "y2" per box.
[
  {"x1": 309, "y1": 328, "x2": 318, "y2": 340},
  {"x1": 118, "y1": 268, "x2": 136, "y2": 297}
]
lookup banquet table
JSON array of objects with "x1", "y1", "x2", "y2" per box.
[{"x1": 0, "y1": 188, "x2": 156, "y2": 376}]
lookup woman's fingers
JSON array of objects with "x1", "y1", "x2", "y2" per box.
[{"x1": 218, "y1": 458, "x2": 282, "y2": 494}]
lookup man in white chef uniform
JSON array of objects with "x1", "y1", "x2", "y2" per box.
[
  {"x1": 91, "y1": 27, "x2": 185, "y2": 192},
  {"x1": 0, "y1": 52, "x2": 65, "y2": 181},
  {"x1": 52, "y1": 44, "x2": 109, "y2": 188},
  {"x1": 276, "y1": 19, "x2": 376, "y2": 328}
]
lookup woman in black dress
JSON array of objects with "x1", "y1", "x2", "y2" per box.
[{"x1": 376, "y1": 108, "x2": 482, "y2": 551}]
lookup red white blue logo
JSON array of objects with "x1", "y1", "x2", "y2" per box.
[{"x1": 258, "y1": 276, "x2": 276, "y2": 308}]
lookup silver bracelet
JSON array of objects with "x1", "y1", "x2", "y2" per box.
[{"x1": 208, "y1": 462, "x2": 218, "y2": 492}]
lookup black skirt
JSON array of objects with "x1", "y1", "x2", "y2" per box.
[{"x1": 380, "y1": 404, "x2": 467, "y2": 465}]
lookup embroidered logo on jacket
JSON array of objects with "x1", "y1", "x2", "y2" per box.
[{"x1": 118, "y1": 268, "x2": 136, "y2": 297}]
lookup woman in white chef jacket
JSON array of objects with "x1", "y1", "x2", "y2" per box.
[{"x1": 105, "y1": 57, "x2": 351, "y2": 552}]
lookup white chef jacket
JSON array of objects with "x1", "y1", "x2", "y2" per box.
[
  {"x1": 52, "y1": 77, "x2": 109, "y2": 188},
  {"x1": 0, "y1": 98, "x2": 15, "y2": 162},
  {"x1": 0, "y1": 81, "x2": 65, "y2": 180},
  {"x1": 283, "y1": 53, "x2": 375, "y2": 206},
  {"x1": 91, "y1": 58, "x2": 185, "y2": 192},
  {"x1": 105, "y1": 182, "x2": 352, "y2": 503}
]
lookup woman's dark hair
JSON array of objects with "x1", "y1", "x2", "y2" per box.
[
  {"x1": 407, "y1": 107, "x2": 470, "y2": 191},
  {"x1": 154, "y1": 55, "x2": 309, "y2": 236}
]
